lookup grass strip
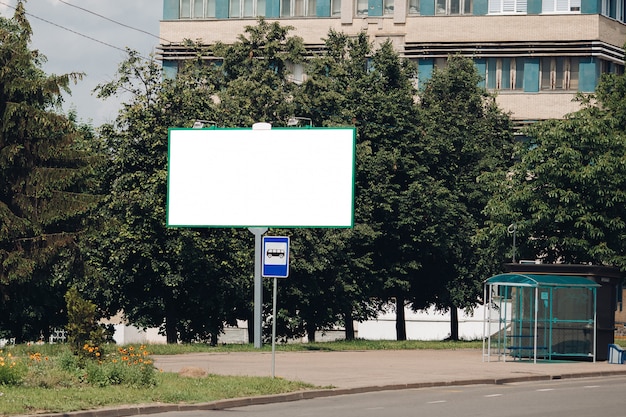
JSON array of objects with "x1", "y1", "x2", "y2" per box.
[
  {"x1": 0, "y1": 373, "x2": 313, "y2": 415},
  {"x1": 0, "y1": 339, "x2": 481, "y2": 415}
]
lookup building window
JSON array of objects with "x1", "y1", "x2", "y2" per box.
[
  {"x1": 601, "y1": 0, "x2": 626, "y2": 22},
  {"x1": 485, "y1": 58, "x2": 526, "y2": 90},
  {"x1": 488, "y1": 0, "x2": 527, "y2": 13},
  {"x1": 286, "y1": 63, "x2": 307, "y2": 84},
  {"x1": 542, "y1": 0, "x2": 581, "y2": 12},
  {"x1": 436, "y1": 0, "x2": 472, "y2": 14},
  {"x1": 357, "y1": 0, "x2": 368, "y2": 15},
  {"x1": 229, "y1": 0, "x2": 266, "y2": 16},
  {"x1": 181, "y1": 0, "x2": 217, "y2": 18},
  {"x1": 332, "y1": 0, "x2": 342, "y2": 15},
  {"x1": 540, "y1": 57, "x2": 579, "y2": 90},
  {"x1": 281, "y1": 0, "x2": 316, "y2": 16},
  {"x1": 384, "y1": 0, "x2": 395, "y2": 14},
  {"x1": 600, "y1": 60, "x2": 625, "y2": 75},
  {"x1": 434, "y1": 57, "x2": 448, "y2": 69},
  {"x1": 481, "y1": 58, "x2": 590, "y2": 91},
  {"x1": 408, "y1": 0, "x2": 420, "y2": 13}
]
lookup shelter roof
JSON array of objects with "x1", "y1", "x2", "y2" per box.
[{"x1": 485, "y1": 273, "x2": 601, "y2": 288}]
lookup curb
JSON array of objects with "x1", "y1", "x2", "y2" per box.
[{"x1": 26, "y1": 369, "x2": 626, "y2": 417}]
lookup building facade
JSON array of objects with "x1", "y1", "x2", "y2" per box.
[{"x1": 159, "y1": 0, "x2": 626, "y2": 122}]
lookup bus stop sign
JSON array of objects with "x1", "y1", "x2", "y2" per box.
[{"x1": 262, "y1": 236, "x2": 289, "y2": 278}]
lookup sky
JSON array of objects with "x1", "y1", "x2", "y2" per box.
[{"x1": 0, "y1": 0, "x2": 163, "y2": 127}]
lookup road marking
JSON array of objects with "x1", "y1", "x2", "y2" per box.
[
  {"x1": 485, "y1": 394, "x2": 503, "y2": 398},
  {"x1": 428, "y1": 400, "x2": 447, "y2": 404},
  {"x1": 537, "y1": 389, "x2": 555, "y2": 392}
]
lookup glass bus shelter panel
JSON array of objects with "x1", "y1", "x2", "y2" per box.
[
  {"x1": 508, "y1": 286, "x2": 544, "y2": 359},
  {"x1": 548, "y1": 287, "x2": 595, "y2": 357}
]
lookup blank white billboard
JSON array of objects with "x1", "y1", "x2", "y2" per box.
[{"x1": 167, "y1": 127, "x2": 356, "y2": 228}]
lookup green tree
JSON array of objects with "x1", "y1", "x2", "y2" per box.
[
  {"x1": 0, "y1": 2, "x2": 99, "y2": 342},
  {"x1": 213, "y1": 18, "x2": 306, "y2": 126},
  {"x1": 292, "y1": 32, "x2": 426, "y2": 341},
  {"x1": 91, "y1": 50, "x2": 250, "y2": 344},
  {"x1": 481, "y1": 73, "x2": 626, "y2": 270},
  {"x1": 418, "y1": 55, "x2": 514, "y2": 340}
]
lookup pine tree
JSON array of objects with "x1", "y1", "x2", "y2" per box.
[{"x1": 0, "y1": 2, "x2": 100, "y2": 341}]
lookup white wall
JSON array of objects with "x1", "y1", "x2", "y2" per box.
[{"x1": 358, "y1": 306, "x2": 487, "y2": 341}]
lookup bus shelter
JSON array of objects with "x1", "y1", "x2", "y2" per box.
[{"x1": 483, "y1": 273, "x2": 599, "y2": 363}]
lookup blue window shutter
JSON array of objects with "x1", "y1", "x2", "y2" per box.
[
  {"x1": 581, "y1": 0, "x2": 600, "y2": 13},
  {"x1": 579, "y1": 58, "x2": 598, "y2": 92},
  {"x1": 475, "y1": 59, "x2": 487, "y2": 88},
  {"x1": 369, "y1": 0, "x2": 383, "y2": 15},
  {"x1": 473, "y1": 0, "x2": 488, "y2": 14},
  {"x1": 266, "y1": 0, "x2": 281, "y2": 17},
  {"x1": 524, "y1": 58, "x2": 539, "y2": 92},
  {"x1": 501, "y1": 59, "x2": 511, "y2": 89},
  {"x1": 418, "y1": 59, "x2": 434, "y2": 89},
  {"x1": 317, "y1": 0, "x2": 331, "y2": 16},
  {"x1": 527, "y1": 0, "x2": 542, "y2": 14},
  {"x1": 421, "y1": 0, "x2": 435, "y2": 15},
  {"x1": 163, "y1": 0, "x2": 180, "y2": 19},
  {"x1": 163, "y1": 61, "x2": 178, "y2": 79},
  {"x1": 216, "y1": 0, "x2": 229, "y2": 17}
]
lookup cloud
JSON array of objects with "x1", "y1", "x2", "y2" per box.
[{"x1": 1, "y1": 0, "x2": 162, "y2": 126}]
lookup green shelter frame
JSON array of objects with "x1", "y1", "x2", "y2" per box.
[{"x1": 483, "y1": 273, "x2": 599, "y2": 363}]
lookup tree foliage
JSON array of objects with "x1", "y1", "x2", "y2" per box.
[
  {"x1": 417, "y1": 56, "x2": 514, "y2": 339},
  {"x1": 0, "y1": 12, "x2": 526, "y2": 344},
  {"x1": 90, "y1": 50, "x2": 257, "y2": 344},
  {"x1": 286, "y1": 32, "x2": 424, "y2": 341},
  {"x1": 0, "y1": 1, "x2": 100, "y2": 342},
  {"x1": 213, "y1": 19, "x2": 305, "y2": 126},
  {"x1": 481, "y1": 75, "x2": 626, "y2": 270}
]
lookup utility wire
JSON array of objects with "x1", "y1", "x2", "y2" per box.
[
  {"x1": 0, "y1": 1, "x2": 153, "y2": 60},
  {"x1": 57, "y1": 0, "x2": 172, "y2": 44}
]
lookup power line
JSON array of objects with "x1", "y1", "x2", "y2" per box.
[
  {"x1": 0, "y1": 1, "x2": 153, "y2": 60},
  {"x1": 57, "y1": 0, "x2": 172, "y2": 44}
]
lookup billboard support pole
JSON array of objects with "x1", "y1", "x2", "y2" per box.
[
  {"x1": 249, "y1": 121, "x2": 272, "y2": 349},
  {"x1": 249, "y1": 227, "x2": 268, "y2": 348}
]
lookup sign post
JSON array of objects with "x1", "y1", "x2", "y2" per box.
[
  {"x1": 262, "y1": 236, "x2": 290, "y2": 377},
  {"x1": 249, "y1": 227, "x2": 268, "y2": 348}
]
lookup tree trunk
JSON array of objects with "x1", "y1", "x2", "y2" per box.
[
  {"x1": 306, "y1": 323, "x2": 316, "y2": 343},
  {"x1": 449, "y1": 306, "x2": 459, "y2": 341},
  {"x1": 344, "y1": 308, "x2": 355, "y2": 341},
  {"x1": 13, "y1": 321, "x2": 24, "y2": 344},
  {"x1": 395, "y1": 296, "x2": 407, "y2": 341},
  {"x1": 165, "y1": 306, "x2": 178, "y2": 344}
]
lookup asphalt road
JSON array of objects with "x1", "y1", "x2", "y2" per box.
[{"x1": 151, "y1": 375, "x2": 626, "y2": 417}]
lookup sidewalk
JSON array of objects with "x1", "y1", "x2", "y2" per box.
[{"x1": 153, "y1": 349, "x2": 626, "y2": 389}]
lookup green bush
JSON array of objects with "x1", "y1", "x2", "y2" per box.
[
  {"x1": 84, "y1": 359, "x2": 156, "y2": 388},
  {"x1": 73, "y1": 344, "x2": 157, "y2": 388},
  {"x1": 65, "y1": 287, "x2": 108, "y2": 360},
  {"x1": 0, "y1": 350, "x2": 27, "y2": 385},
  {"x1": 0, "y1": 344, "x2": 157, "y2": 389}
]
